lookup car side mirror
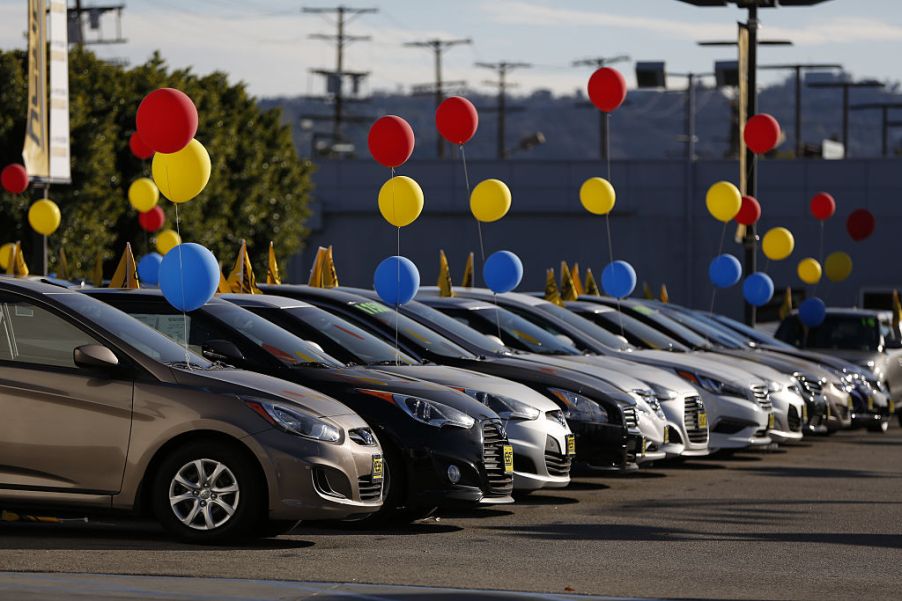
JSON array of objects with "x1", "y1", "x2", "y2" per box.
[
  {"x1": 885, "y1": 338, "x2": 902, "y2": 350},
  {"x1": 202, "y1": 339, "x2": 245, "y2": 363},
  {"x1": 74, "y1": 344, "x2": 119, "y2": 370}
]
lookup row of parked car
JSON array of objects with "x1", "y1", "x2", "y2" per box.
[{"x1": 0, "y1": 276, "x2": 896, "y2": 543}]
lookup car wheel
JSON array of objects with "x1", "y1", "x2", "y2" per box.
[
  {"x1": 152, "y1": 440, "x2": 264, "y2": 543},
  {"x1": 867, "y1": 419, "x2": 889, "y2": 433},
  {"x1": 260, "y1": 519, "x2": 299, "y2": 537}
]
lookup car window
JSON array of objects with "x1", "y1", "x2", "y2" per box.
[
  {"x1": 440, "y1": 306, "x2": 580, "y2": 355},
  {"x1": 399, "y1": 301, "x2": 507, "y2": 355},
  {"x1": 0, "y1": 300, "x2": 98, "y2": 368},
  {"x1": 785, "y1": 315, "x2": 881, "y2": 351},
  {"x1": 577, "y1": 308, "x2": 688, "y2": 351},
  {"x1": 625, "y1": 304, "x2": 712, "y2": 349},
  {"x1": 532, "y1": 302, "x2": 632, "y2": 351}
]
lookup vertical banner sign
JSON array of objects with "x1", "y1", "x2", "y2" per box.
[
  {"x1": 735, "y1": 23, "x2": 750, "y2": 243},
  {"x1": 22, "y1": 0, "x2": 49, "y2": 179},
  {"x1": 48, "y1": 0, "x2": 71, "y2": 183}
]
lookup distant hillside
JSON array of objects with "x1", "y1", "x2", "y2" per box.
[{"x1": 261, "y1": 73, "x2": 902, "y2": 161}]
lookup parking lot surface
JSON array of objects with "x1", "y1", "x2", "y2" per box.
[{"x1": 1, "y1": 426, "x2": 900, "y2": 601}]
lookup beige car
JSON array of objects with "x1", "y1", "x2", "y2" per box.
[{"x1": 0, "y1": 278, "x2": 383, "y2": 542}]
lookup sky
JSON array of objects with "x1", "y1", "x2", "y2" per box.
[{"x1": 1, "y1": 0, "x2": 901, "y2": 98}]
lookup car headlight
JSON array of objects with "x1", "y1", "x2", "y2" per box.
[
  {"x1": 633, "y1": 389, "x2": 666, "y2": 420},
  {"x1": 244, "y1": 399, "x2": 341, "y2": 443},
  {"x1": 460, "y1": 389, "x2": 541, "y2": 421},
  {"x1": 548, "y1": 387, "x2": 608, "y2": 423},
  {"x1": 358, "y1": 389, "x2": 475, "y2": 429},
  {"x1": 767, "y1": 381, "x2": 783, "y2": 393},
  {"x1": 676, "y1": 370, "x2": 747, "y2": 399},
  {"x1": 648, "y1": 384, "x2": 678, "y2": 401}
]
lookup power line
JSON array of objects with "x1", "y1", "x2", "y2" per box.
[
  {"x1": 476, "y1": 61, "x2": 531, "y2": 160},
  {"x1": 404, "y1": 38, "x2": 471, "y2": 158}
]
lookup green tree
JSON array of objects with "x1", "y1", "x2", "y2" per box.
[{"x1": 0, "y1": 48, "x2": 311, "y2": 278}]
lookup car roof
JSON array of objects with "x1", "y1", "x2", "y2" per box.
[
  {"x1": 784, "y1": 307, "x2": 892, "y2": 319},
  {"x1": 82, "y1": 287, "x2": 234, "y2": 308},
  {"x1": 564, "y1": 300, "x2": 616, "y2": 313},
  {"x1": 220, "y1": 293, "x2": 312, "y2": 310},
  {"x1": 420, "y1": 286, "x2": 551, "y2": 307},
  {"x1": 258, "y1": 284, "x2": 372, "y2": 305},
  {"x1": 0, "y1": 274, "x2": 82, "y2": 295},
  {"x1": 415, "y1": 295, "x2": 495, "y2": 311}
]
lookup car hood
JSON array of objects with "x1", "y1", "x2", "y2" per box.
[
  {"x1": 819, "y1": 349, "x2": 885, "y2": 369},
  {"x1": 508, "y1": 353, "x2": 650, "y2": 395},
  {"x1": 378, "y1": 364, "x2": 561, "y2": 413},
  {"x1": 171, "y1": 366, "x2": 358, "y2": 418},
  {"x1": 720, "y1": 349, "x2": 836, "y2": 381},
  {"x1": 630, "y1": 349, "x2": 764, "y2": 387},
  {"x1": 563, "y1": 354, "x2": 699, "y2": 398},
  {"x1": 702, "y1": 351, "x2": 794, "y2": 386}
]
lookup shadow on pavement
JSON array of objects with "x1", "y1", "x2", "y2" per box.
[
  {"x1": 302, "y1": 521, "x2": 462, "y2": 535},
  {"x1": 433, "y1": 508, "x2": 514, "y2": 519},
  {"x1": 561, "y1": 479, "x2": 610, "y2": 491},
  {"x1": 510, "y1": 494, "x2": 579, "y2": 506},
  {"x1": 736, "y1": 466, "x2": 898, "y2": 479}
]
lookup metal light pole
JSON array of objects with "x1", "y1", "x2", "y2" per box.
[
  {"x1": 850, "y1": 102, "x2": 902, "y2": 157},
  {"x1": 574, "y1": 56, "x2": 630, "y2": 160},
  {"x1": 808, "y1": 80, "x2": 885, "y2": 158}
]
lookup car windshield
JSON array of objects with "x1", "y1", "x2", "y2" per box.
[
  {"x1": 574, "y1": 307, "x2": 688, "y2": 351},
  {"x1": 348, "y1": 300, "x2": 477, "y2": 359},
  {"x1": 624, "y1": 303, "x2": 713, "y2": 350},
  {"x1": 657, "y1": 307, "x2": 748, "y2": 349},
  {"x1": 436, "y1": 304, "x2": 581, "y2": 355},
  {"x1": 397, "y1": 301, "x2": 508, "y2": 355},
  {"x1": 270, "y1": 306, "x2": 418, "y2": 366},
  {"x1": 52, "y1": 292, "x2": 212, "y2": 368},
  {"x1": 533, "y1": 301, "x2": 632, "y2": 351},
  {"x1": 205, "y1": 303, "x2": 345, "y2": 368},
  {"x1": 710, "y1": 313, "x2": 796, "y2": 349},
  {"x1": 779, "y1": 314, "x2": 883, "y2": 351}
]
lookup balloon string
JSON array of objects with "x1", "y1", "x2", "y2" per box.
[
  {"x1": 710, "y1": 222, "x2": 728, "y2": 314},
  {"x1": 814, "y1": 221, "x2": 824, "y2": 296},
  {"x1": 166, "y1": 163, "x2": 190, "y2": 369},
  {"x1": 602, "y1": 113, "x2": 624, "y2": 337},
  {"x1": 390, "y1": 166, "x2": 400, "y2": 365}
]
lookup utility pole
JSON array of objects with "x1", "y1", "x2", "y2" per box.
[
  {"x1": 759, "y1": 63, "x2": 841, "y2": 157},
  {"x1": 67, "y1": 0, "x2": 127, "y2": 47},
  {"x1": 850, "y1": 102, "x2": 902, "y2": 157},
  {"x1": 573, "y1": 56, "x2": 630, "y2": 160},
  {"x1": 808, "y1": 80, "x2": 885, "y2": 158},
  {"x1": 476, "y1": 61, "x2": 530, "y2": 160},
  {"x1": 303, "y1": 5, "x2": 377, "y2": 147},
  {"x1": 405, "y1": 38, "x2": 471, "y2": 158}
]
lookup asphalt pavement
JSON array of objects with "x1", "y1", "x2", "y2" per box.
[{"x1": 1, "y1": 426, "x2": 900, "y2": 601}]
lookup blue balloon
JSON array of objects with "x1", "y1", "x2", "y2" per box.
[
  {"x1": 483, "y1": 250, "x2": 523, "y2": 293},
  {"x1": 708, "y1": 254, "x2": 742, "y2": 288},
  {"x1": 742, "y1": 272, "x2": 774, "y2": 307},
  {"x1": 374, "y1": 256, "x2": 420, "y2": 305},
  {"x1": 158, "y1": 243, "x2": 220, "y2": 312},
  {"x1": 137, "y1": 252, "x2": 163, "y2": 285},
  {"x1": 601, "y1": 260, "x2": 637, "y2": 298},
  {"x1": 799, "y1": 297, "x2": 826, "y2": 327}
]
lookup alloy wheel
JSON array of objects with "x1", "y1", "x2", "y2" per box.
[{"x1": 168, "y1": 458, "x2": 240, "y2": 530}]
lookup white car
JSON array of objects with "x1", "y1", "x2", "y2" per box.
[{"x1": 223, "y1": 294, "x2": 574, "y2": 492}]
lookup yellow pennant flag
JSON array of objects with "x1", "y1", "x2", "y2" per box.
[
  {"x1": 323, "y1": 245, "x2": 340, "y2": 288},
  {"x1": 108, "y1": 243, "x2": 140, "y2": 289},
  {"x1": 659, "y1": 284, "x2": 669, "y2": 304},
  {"x1": 7, "y1": 242, "x2": 29, "y2": 277},
  {"x1": 438, "y1": 250, "x2": 454, "y2": 297},
  {"x1": 218, "y1": 270, "x2": 230, "y2": 293},
  {"x1": 642, "y1": 281, "x2": 653, "y2": 300},
  {"x1": 461, "y1": 252, "x2": 474, "y2": 288},
  {"x1": 57, "y1": 247, "x2": 70, "y2": 280},
  {"x1": 779, "y1": 287, "x2": 793, "y2": 320},
  {"x1": 227, "y1": 240, "x2": 261, "y2": 294},
  {"x1": 307, "y1": 246, "x2": 328, "y2": 287},
  {"x1": 560, "y1": 261, "x2": 578, "y2": 301},
  {"x1": 893, "y1": 289, "x2": 902, "y2": 333},
  {"x1": 266, "y1": 241, "x2": 282, "y2": 285},
  {"x1": 545, "y1": 268, "x2": 563, "y2": 306},
  {"x1": 92, "y1": 252, "x2": 103, "y2": 287},
  {"x1": 584, "y1": 268, "x2": 601, "y2": 296},
  {"x1": 571, "y1": 263, "x2": 585, "y2": 297}
]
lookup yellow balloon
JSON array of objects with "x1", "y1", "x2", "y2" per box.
[
  {"x1": 797, "y1": 257, "x2": 822, "y2": 285},
  {"x1": 377, "y1": 176, "x2": 424, "y2": 227},
  {"x1": 762, "y1": 227, "x2": 795, "y2": 261},
  {"x1": 152, "y1": 138, "x2": 211, "y2": 203},
  {"x1": 28, "y1": 199, "x2": 61, "y2": 236},
  {"x1": 580, "y1": 177, "x2": 616, "y2": 215},
  {"x1": 155, "y1": 229, "x2": 182, "y2": 255},
  {"x1": 470, "y1": 179, "x2": 511, "y2": 223},
  {"x1": 128, "y1": 177, "x2": 159, "y2": 212},
  {"x1": 705, "y1": 181, "x2": 741, "y2": 222},
  {"x1": 0, "y1": 243, "x2": 14, "y2": 270},
  {"x1": 825, "y1": 251, "x2": 853, "y2": 282}
]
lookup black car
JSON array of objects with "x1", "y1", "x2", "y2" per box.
[
  {"x1": 84, "y1": 288, "x2": 516, "y2": 522},
  {"x1": 257, "y1": 284, "x2": 644, "y2": 472}
]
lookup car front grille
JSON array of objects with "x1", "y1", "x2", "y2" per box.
[
  {"x1": 357, "y1": 474, "x2": 383, "y2": 501},
  {"x1": 751, "y1": 384, "x2": 773, "y2": 412},
  {"x1": 683, "y1": 396, "x2": 708, "y2": 443},
  {"x1": 796, "y1": 375, "x2": 824, "y2": 398},
  {"x1": 787, "y1": 405, "x2": 802, "y2": 432},
  {"x1": 482, "y1": 419, "x2": 513, "y2": 497},
  {"x1": 622, "y1": 406, "x2": 638, "y2": 429},
  {"x1": 544, "y1": 436, "x2": 572, "y2": 478}
]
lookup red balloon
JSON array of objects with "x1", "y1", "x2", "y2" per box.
[
  {"x1": 735, "y1": 195, "x2": 761, "y2": 226},
  {"x1": 744, "y1": 113, "x2": 781, "y2": 154},
  {"x1": 368, "y1": 115, "x2": 415, "y2": 168},
  {"x1": 847, "y1": 209, "x2": 875, "y2": 241},
  {"x1": 809, "y1": 192, "x2": 836, "y2": 221},
  {"x1": 138, "y1": 206, "x2": 166, "y2": 232},
  {"x1": 129, "y1": 132, "x2": 154, "y2": 160},
  {"x1": 1, "y1": 164, "x2": 29, "y2": 194},
  {"x1": 436, "y1": 96, "x2": 478, "y2": 145},
  {"x1": 135, "y1": 88, "x2": 198, "y2": 154},
  {"x1": 587, "y1": 67, "x2": 627, "y2": 113}
]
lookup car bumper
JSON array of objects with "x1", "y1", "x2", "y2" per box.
[
  {"x1": 506, "y1": 417, "x2": 572, "y2": 491},
  {"x1": 769, "y1": 390, "x2": 805, "y2": 443},
  {"x1": 702, "y1": 392, "x2": 770, "y2": 450},
  {"x1": 569, "y1": 419, "x2": 638, "y2": 471},
  {"x1": 660, "y1": 397, "x2": 709, "y2": 459}
]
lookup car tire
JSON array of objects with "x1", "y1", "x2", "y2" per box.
[
  {"x1": 259, "y1": 519, "x2": 299, "y2": 537},
  {"x1": 151, "y1": 440, "x2": 265, "y2": 544},
  {"x1": 867, "y1": 419, "x2": 889, "y2": 433}
]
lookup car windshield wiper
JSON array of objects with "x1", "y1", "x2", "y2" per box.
[
  {"x1": 168, "y1": 361, "x2": 218, "y2": 370},
  {"x1": 366, "y1": 360, "x2": 407, "y2": 366},
  {"x1": 290, "y1": 361, "x2": 331, "y2": 368}
]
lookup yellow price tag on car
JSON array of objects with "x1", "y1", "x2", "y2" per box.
[
  {"x1": 768, "y1": 412, "x2": 775, "y2": 430},
  {"x1": 371, "y1": 455, "x2": 384, "y2": 481},
  {"x1": 890, "y1": 399, "x2": 896, "y2": 414},
  {"x1": 663, "y1": 427, "x2": 670, "y2": 444},
  {"x1": 565, "y1": 434, "x2": 576, "y2": 456},
  {"x1": 847, "y1": 395, "x2": 854, "y2": 409},
  {"x1": 503, "y1": 445, "x2": 514, "y2": 474},
  {"x1": 698, "y1": 412, "x2": 708, "y2": 429}
]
